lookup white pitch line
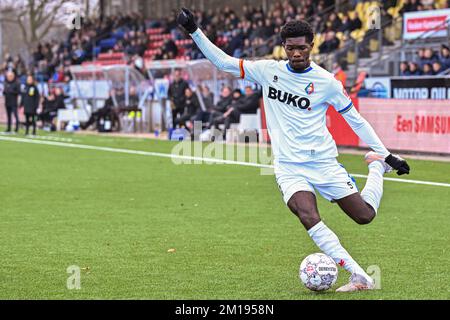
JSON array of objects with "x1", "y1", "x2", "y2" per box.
[{"x1": 1, "y1": 135, "x2": 449, "y2": 188}]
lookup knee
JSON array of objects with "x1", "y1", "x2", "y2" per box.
[
  {"x1": 355, "y1": 209, "x2": 376, "y2": 225},
  {"x1": 288, "y1": 200, "x2": 320, "y2": 229}
]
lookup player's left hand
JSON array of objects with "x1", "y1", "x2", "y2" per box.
[
  {"x1": 177, "y1": 7, "x2": 198, "y2": 34},
  {"x1": 385, "y1": 154, "x2": 410, "y2": 175}
]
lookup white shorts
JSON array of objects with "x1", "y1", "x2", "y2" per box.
[{"x1": 275, "y1": 158, "x2": 358, "y2": 204}]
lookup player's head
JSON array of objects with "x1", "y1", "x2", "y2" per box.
[{"x1": 280, "y1": 20, "x2": 314, "y2": 71}]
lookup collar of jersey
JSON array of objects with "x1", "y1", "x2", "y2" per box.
[{"x1": 286, "y1": 62, "x2": 313, "y2": 74}]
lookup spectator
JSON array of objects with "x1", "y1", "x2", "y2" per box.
[
  {"x1": 399, "y1": 61, "x2": 410, "y2": 76},
  {"x1": 191, "y1": 84, "x2": 214, "y2": 125},
  {"x1": 168, "y1": 69, "x2": 189, "y2": 128},
  {"x1": 432, "y1": 61, "x2": 444, "y2": 75},
  {"x1": 208, "y1": 86, "x2": 233, "y2": 128},
  {"x1": 401, "y1": 0, "x2": 419, "y2": 14},
  {"x1": 338, "y1": 14, "x2": 352, "y2": 34},
  {"x1": 422, "y1": 63, "x2": 433, "y2": 75},
  {"x1": 319, "y1": 31, "x2": 340, "y2": 54},
  {"x1": 420, "y1": 48, "x2": 439, "y2": 67},
  {"x1": 439, "y1": 45, "x2": 450, "y2": 70},
  {"x1": 80, "y1": 90, "x2": 119, "y2": 131},
  {"x1": 325, "y1": 12, "x2": 342, "y2": 32},
  {"x1": 408, "y1": 62, "x2": 422, "y2": 75},
  {"x1": 417, "y1": 48, "x2": 426, "y2": 66},
  {"x1": 210, "y1": 88, "x2": 244, "y2": 132},
  {"x1": 220, "y1": 86, "x2": 260, "y2": 130},
  {"x1": 39, "y1": 90, "x2": 57, "y2": 128},
  {"x1": 54, "y1": 87, "x2": 66, "y2": 110},
  {"x1": 175, "y1": 87, "x2": 200, "y2": 130},
  {"x1": 348, "y1": 12, "x2": 362, "y2": 32},
  {"x1": 20, "y1": 75, "x2": 40, "y2": 136},
  {"x1": 3, "y1": 71, "x2": 21, "y2": 133}
]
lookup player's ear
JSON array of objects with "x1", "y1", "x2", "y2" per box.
[{"x1": 310, "y1": 41, "x2": 314, "y2": 49}]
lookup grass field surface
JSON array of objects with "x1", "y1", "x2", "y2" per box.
[{"x1": 0, "y1": 130, "x2": 449, "y2": 299}]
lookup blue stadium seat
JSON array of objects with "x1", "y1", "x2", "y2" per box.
[{"x1": 99, "y1": 38, "x2": 117, "y2": 50}]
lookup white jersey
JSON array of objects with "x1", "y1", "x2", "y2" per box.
[
  {"x1": 190, "y1": 29, "x2": 389, "y2": 164},
  {"x1": 241, "y1": 59, "x2": 352, "y2": 163}
]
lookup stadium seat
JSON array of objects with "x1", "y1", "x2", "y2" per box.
[
  {"x1": 238, "y1": 112, "x2": 261, "y2": 135},
  {"x1": 99, "y1": 38, "x2": 117, "y2": 50},
  {"x1": 369, "y1": 39, "x2": 379, "y2": 52}
]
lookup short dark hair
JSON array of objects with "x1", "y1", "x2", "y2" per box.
[{"x1": 280, "y1": 20, "x2": 314, "y2": 43}]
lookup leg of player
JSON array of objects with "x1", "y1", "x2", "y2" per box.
[
  {"x1": 287, "y1": 191, "x2": 374, "y2": 291},
  {"x1": 335, "y1": 151, "x2": 392, "y2": 225}
]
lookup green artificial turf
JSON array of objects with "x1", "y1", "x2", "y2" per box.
[{"x1": 0, "y1": 130, "x2": 449, "y2": 299}]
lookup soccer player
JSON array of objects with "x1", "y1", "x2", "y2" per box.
[{"x1": 177, "y1": 8, "x2": 410, "y2": 292}]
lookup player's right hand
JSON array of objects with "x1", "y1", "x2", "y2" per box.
[
  {"x1": 385, "y1": 154, "x2": 410, "y2": 175},
  {"x1": 177, "y1": 7, "x2": 198, "y2": 34}
]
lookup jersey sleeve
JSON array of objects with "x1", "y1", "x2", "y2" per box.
[
  {"x1": 326, "y1": 78, "x2": 354, "y2": 114},
  {"x1": 241, "y1": 59, "x2": 270, "y2": 85}
]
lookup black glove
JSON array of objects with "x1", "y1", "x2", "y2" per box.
[
  {"x1": 385, "y1": 154, "x2": 410, "y2": 175},
  {"x1": 177, "y1": 7, "x2": 198, "y2": 34}
]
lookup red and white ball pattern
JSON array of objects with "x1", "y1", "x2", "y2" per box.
[{"x1": 299, "y1": 253, "x2": 338, "y2": 291}]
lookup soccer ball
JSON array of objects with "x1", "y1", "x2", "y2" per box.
[{"x1": 299, "y1": 253, "x2": 338, "y2": 291}]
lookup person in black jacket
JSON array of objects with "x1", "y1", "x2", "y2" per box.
[
  {"x1": 220, "y1": 86, "x2": 260, "y2": 131},
  {"x1": 168, "y1": 69, "x2": 189, "y2": 128},
  {"x1": 3, "y1": 71, "x2": 21, "y2": 133},
  {"x1": 207, "y1": 86, "x2": 232, "y2": 128},
  {"x1": 20, "y1": 75, "x2": 41, "y2": 136},
  {"x1": 40, "y1": 90, "x2": 57, "y2": 126},
  {"x1": 174, "y1": 87, "x2": 200, "y2": 131},
  {"x1": 210, "y1": 88, "x2": 245, "y2": 131}
]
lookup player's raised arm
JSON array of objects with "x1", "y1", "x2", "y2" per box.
[
  {"x1": 328, "y1": 79, "x2": 410, "y2": 175},
  {"x1": 177, "y1": 8, "x2": 247, "y2": 80}
]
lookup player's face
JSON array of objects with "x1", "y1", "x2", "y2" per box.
[{"x1": 283, "y1": 37, "x2": 313, "y2": 71}]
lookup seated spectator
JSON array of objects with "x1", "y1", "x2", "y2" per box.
[
  {"x1": 192, "y1": 84, "x2": 215, "y2": 125},
  {"x1": 408, "y1": 62, "x2": 422, "y2": 76},
  {"x1": 400, "y1": 0, "x2": 419, "y2": 14},
  {"x1": 210, "y1": 88, "x2": 244, "y2": 132},
  {"x1": 439, "y1": 45, "x2": 450, "y2": 70},
  {"x1": 338, "y1": 14, "x2": 352, "y2": 34},
  {"x1": 432, "y1": 61, "x2": 444, "y2": 75},
  {"x1": 80, "y1": 90, "x2": 119, "y2": 131},
  {"x1": 161, "y1": 39, "x2": 178, "y2": 59},
  {"x1": 54, "y1": 87, "x2": 66, "y2": 110},
  {"x1": 420, "y1": 48, "x2": 439, "y2": 67},
  {"x1": 221, "y1": 86, "x2": 260, "y2": 129},
  {"x1": 400, "y1": 61, "x2": 410, "y2": 76},
  {"x1": 174, "y1": 87, "x2": 200, "y2": 131},
  {"x1": 39, "y1": 91, "x2": 57, "y2": 128},
  {"x1": 422, "y1": 63, "x2": 433, "y2": 76},
  {"x1": 325, "y1": 12, "x2": 342, "y2": 32},
  {"x1": 319, "y1": 31, "x2": 340, "y2": 54},
  {"x1": 208, "y1": 86, "x2": 233, "y2": 128},
  {"x1": 348, "y1": 12, "x2": 362, "y2": 32}
]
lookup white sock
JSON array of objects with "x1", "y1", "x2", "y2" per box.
[
  {"x1": 361, "y1": 161, "x2": 385, "y2": 213},
  {"x1": 308, "y1": 221, "x2": 372, "y2": 282}
]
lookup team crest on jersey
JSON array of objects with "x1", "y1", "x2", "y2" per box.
[{"x1": 305, "y1": 82, "x2": 314, "y2": 95}]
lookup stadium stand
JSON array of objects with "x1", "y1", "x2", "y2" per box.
[{"x1": 1, "y1": 0, "x2": 449, "y2": 134}]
